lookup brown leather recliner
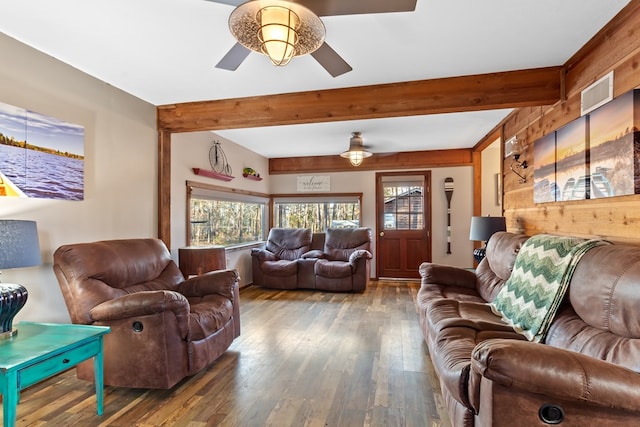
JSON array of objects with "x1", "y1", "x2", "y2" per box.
[
  {"x1": 251, "y1": 228, "x2": 312, "y2": 289},
  {"x1": 313, "y1": 227, "x2": 372, "y2": 292},
  {"x1": 53, "y1": 238, "x2": 240, "y2": 389}
]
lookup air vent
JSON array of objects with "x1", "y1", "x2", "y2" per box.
[{"x1": 581, "y1": 71, "x2": 613, "y2": 116}]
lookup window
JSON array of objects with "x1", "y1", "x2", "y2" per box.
[
  {"x1": 273, "y1": 194, "x2": 362, "y2": 233},
  {"x1": 382, "y1": 177, "x2": 424, "y2": 230},
  {"x1": 188, "y1": 183, "x2": 268, "y2": 247}
]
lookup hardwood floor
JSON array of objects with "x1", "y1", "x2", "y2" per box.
[{"x1": 7, "y1": 280, "x2": 450, "y2": 427}]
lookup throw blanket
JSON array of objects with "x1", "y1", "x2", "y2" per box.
[{"x1": 490, "y1": 234, "x2": 611, "y2": 342}]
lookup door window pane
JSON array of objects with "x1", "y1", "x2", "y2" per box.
[{"x1": 383, "y1": 182, "x2": 424, "y2": 230}]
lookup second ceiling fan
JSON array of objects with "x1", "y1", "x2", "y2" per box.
[{"x1": 206, "y1": 0, "x2": 417, "y2": 77}]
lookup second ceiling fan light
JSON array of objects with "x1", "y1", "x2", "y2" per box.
[{"x1": 341, "y1": 132, "x2": 372, "y2": 167}]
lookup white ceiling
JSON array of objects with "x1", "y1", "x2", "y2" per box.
[{"x1": 0, "y1": 0, "x2": 631, "y2": 159}]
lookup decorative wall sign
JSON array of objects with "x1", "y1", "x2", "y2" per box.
[
  {"x1": 0, "y1": 101, "x2": 84, "y2": 200},
  {"x1": 297, "y1": 175, "x2": 330, "y2": 192}
]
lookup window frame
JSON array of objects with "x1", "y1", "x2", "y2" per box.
[{"x1": 186, "y1": 180, "x2": 270, "y2": 248}]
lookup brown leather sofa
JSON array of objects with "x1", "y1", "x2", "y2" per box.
[
  {"x1": 251, "y1": 227, "x2": 372, "y2": 291},
  {"x1": 418, "y1": 231, "x2": 640, "y2": 426},
  {"x1": 53, "y1": 238, "x2": 240, "y2": 389}
]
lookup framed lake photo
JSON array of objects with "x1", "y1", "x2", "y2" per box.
[
  {"x1": 533, "y1": 132, "x2": 558, "y2": 203},
  {"x1": 588, "y1": 89, "x2": 640, "y2": 198},
  {"x1": 556, "y1": 117, "x2": 588, "y2": 201},
  {"x1": 0, "y1": 101, "x2": 84, "y2": 200}
]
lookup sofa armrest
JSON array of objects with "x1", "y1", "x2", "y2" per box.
[
  {"x1": 251, "y1": 248, "x2": 277, "y2": 262},
  {"x1": 470, "y1": 338, "x2": 640, "y2": 413},
  {"x1": 301, "y1": 249, "x2": 325, "y2": 259},
  {"x1": 90, "y1": 290, "x2": 189, "y2": 322},
  {"x1": 179, "y1": 269, "x2": 239, "y2": 300},
  {"x1": 349, "y1": 249, "x2": 372, "y2": 267},
  {"x1": 419, "y1": 262, "x2": 477, "y2": 289}
]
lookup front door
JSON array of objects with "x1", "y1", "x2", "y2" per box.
[{"x1": 376, "y1": 172, "x2": 431, "y2": 279}]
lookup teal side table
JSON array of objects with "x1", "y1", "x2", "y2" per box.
[{"x1": 0, "y1": 322, "x2": 110, "y2": 427}]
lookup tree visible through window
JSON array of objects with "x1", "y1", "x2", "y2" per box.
[
  {"x1": 273, "y1": 195, "x2": 362, "y2": 233},
  {"x1": 188, "y1": 184, "x2": 267, "y2": 247}
]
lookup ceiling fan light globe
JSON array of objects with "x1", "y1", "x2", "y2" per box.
[
  {"x1": 229, "y1": 0, "x2": 326, "y2": 64},
  {"x1": 257, "y1": 6, "x2": 299, "y2": 66}
]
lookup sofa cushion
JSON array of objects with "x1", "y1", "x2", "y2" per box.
[
  {"x1": 431, "y1": 326, "x2": 526, "y2": 410},
  {"x1": 187, "y1": 294, "x2": 234, "y2": 341},
  {"x1": 476, "y1": 232, "x2": 529, "y2": 302},
  {"x1": 324, "y1": 228, "x2": 371, "y2": 261},
  {"x1": 315, "y1": 259, "x2": 352, "y2": 278},
  {"x1": 425, "y1": 300, "x2": 518, "y2": 336},
  {"x1": 545, "y1": 307, "x2": 640, "y2": 373},
  {"x1": 261, "y1": 259, "x2": 298, "y2": 277},
  {"x1": 265, "y1": 228, "x2": 312, "y2": 261},
  {"x1": 567, "y1": 244, "x2": 640, "y2": 338}
]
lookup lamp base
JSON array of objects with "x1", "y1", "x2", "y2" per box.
[
  {"x1": 473, "y1": 247, "x2": 487, "y2": 263},
  {"x1": 0, "y1": 284, "x2": 28, "y2": 338}
]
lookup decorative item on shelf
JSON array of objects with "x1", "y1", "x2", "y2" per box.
[
  {"x1": 507, "y1": 137, "x2": 528, "y2": 183},
  {"x1": 340, "y1": 132, "x2": 372, "y2": 167},
  {"x1": 209, "y1": 140, "x2": 233, "y2": 175},
  {"x1": 242, "y1": 167, "x2": 262, "y2": 181},
  {"x1": 193, "y1": 140, "x2": 234, "y2": 181},
  {"x1": 0, "y1": 220, "x2": 41, "y2": 338},
  {"x1": 469, "y1": 216, "x2": 506, "y2": 263}
]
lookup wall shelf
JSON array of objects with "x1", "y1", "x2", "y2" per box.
[
  {"x1": 193, "y1": 168, "x2": 234, "y2": 181},
  {"x1": 242, "y1": 173, "x2": 263, "y2": 181}
]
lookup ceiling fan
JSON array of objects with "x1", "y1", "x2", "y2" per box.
[{"x1": 206, "y1": 0, "x2": 417, "y2": 77}]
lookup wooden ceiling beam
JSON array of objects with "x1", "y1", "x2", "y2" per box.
[
  {"x1": 269, "y1": 148, "x2": 472, "y2": 174},
  {"x1": 157, "y1": 66, "x2": 562, "y2": 133}
]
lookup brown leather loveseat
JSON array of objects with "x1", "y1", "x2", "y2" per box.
[
  {"x1": 53, "y1": 238, "x2": 240, "y2": 389},
  {"x1": 417, "y1": 231, "x2": 640, "y2": 426},
  {"x1": 251, "y1": 227, "x2": 372, "y2": 291}
]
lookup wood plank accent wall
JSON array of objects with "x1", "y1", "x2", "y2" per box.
[{"x1": 491, "y1": 0, "x2": 640, "y2": 244}]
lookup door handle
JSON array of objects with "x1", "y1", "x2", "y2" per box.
[{"x1": 379, "y1": 231, "x2": 384, "y2": 237}]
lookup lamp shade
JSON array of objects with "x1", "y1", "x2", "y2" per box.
[
  {"x1": 0, "y1": 220, "x2": 42, "y2": 269},
  {"x1": 469, "y1": 216, "x2": 506, "y2": 242}
]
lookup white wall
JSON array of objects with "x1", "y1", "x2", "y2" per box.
[
  {"x1": 269, "y1": 165, "x2": 476, "y2": 273},
  {"x1": 0, "y1": 33, "x2": 157, "y2": 323}
]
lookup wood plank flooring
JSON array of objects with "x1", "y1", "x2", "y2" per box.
[{"x1": 6, "y1": 280, "x2": 450, "y2": 427}]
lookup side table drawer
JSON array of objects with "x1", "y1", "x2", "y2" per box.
[{"x1": 19, "y1": 339, "x2": 101, "y2": 390}]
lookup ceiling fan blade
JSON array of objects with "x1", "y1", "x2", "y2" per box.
[
  {"x1": 298, "y1": 0, "x2": 417, "y2": 17},
  {"x1": 202, "y1": 0, "x2": 245, "y2": 6},
  {"x1": 216, "y1": 43, "x2": 251, "y2": 71},
  {"x1": 311, "y1": 43, "x2": 352, "y2": 77}
]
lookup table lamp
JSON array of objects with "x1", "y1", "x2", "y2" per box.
[
  {"x1": 469, "y1": 216, "x2": 506, "y2": 263},
  {"x1": 0, "y1": 220, "x2": 41, "y2": 338}
]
